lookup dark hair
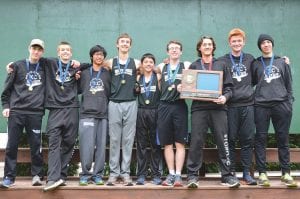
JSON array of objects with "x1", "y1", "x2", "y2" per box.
[
  {"x1": 141, "y1": 53, "x2": 156, "y2": 64},
  {"x1": 89, "y1": 45, "x2": 107, "y2": 62},
  {"x1": 166, "y1": 40, "x2": 183, "y2": 51},
  {"x1": 196, "y1": 36, "x2": 216, "y2": 57}
]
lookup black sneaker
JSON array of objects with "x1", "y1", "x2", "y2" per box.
[
  {"x1": 187, "y1": 178, "x2": 199, "y2": 189},
  {"x1": 221, "y1": 175, "x2": 240, "y2": 188}
]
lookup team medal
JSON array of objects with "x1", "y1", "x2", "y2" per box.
[
  {"x1": 145, "y1": 99, "x2": 150, "y2": 105},
  {"x1": 28, "y1": 86, "x2": 33, "y2": 91},
  {"x1": 58, "y1": 60, "x2": 71, "y2": 92},
  {"x1": 167, "y1": 63, "x2": 180, "y2": 92},
  {"x1": 117, "y1": 58, "x2": 130, "y2": 85}
]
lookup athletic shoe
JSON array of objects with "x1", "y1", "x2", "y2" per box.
[
  {"x1": 92, "y1": 176, "x2": 104, "y2": 185},
  {"x1": 221, "y1": 175, "x2": 240, "y2": 188},
  {"x1": 106, "y1": 175, "x2": 117, "y2": 186},
  {"x1": 257, "y1": 173, "x2": 270, "y2": 187},
  {"x1": 0, "y1": 177, "x2": 15, "y2": 188},
  {"x1": 43, "y1": 179, "x2": 64, "y2": 192},
  {"x1": 121, "y1": 175, "x2": 133, "y2": 186},
  {"x1": 79, "y1": 176, "x2": 89, "y2": 186},
  {"x1": 173, "y1": 175, "x2": 183, "y2": 187},
  {"x1": 187, "y1": 178, "x2": 199, "y2": 189},
  {"x1": 162, "y1": 174, "x2": 175, "y2": 186},
  {"x1": 32, "y1": 175, "x2": 42, "y2": 186},
  {"x1": 281, "y1": 173, "x2": 298, "y2": 188},
  {"x1": 136, "y1": 176, "x2": 145, "y2": 185},
  {"x1": 242, "y1": 172, "x2": 257, "y2": 185},
  {"x1": 151, "y1": 177, "x2": 162, "y2": 185}
]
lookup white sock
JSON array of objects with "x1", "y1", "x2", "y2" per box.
[
  {"x1": 169, "y1": 170, "x2": 175, "y2": 175},
  {"x1": 175, "y1": 171, "x2": 181, "y2": 176}
]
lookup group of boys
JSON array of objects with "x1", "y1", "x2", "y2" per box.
[{"x1": 0, "y1": 28, "x2": 297, "y2": 190}]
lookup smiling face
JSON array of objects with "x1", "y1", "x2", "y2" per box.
[
  {"x1": 167, "y1": 42, "x2": 182, "y2": 60},
  {"x1": 116, "y1": 37, "x2": 131, "y2": 54},
  {"x1": 57, "y1": 44, "x2": 72, "y2": 62},
  {"x1": 92, "y1": 51, "x2": 105, "y2": 66},
  {"x1": 229, "y1": 35, "x2": 245, "y2": 54},
  {"x1": 142, "y1": 57, "x2": 155, "y2": 73}
]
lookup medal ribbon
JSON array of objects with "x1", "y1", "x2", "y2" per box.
[
  {"x1": 58, "y1": 60, "x2": 71, "y2": 87},
  {"x1": 167, "y1": 63, "x2": 180, "y2": 85},
  {"x1": 90, "y1": 66, "x2": 103, "y2": 82},
  {"x1": 26, "y1": 59, "x2": 40, "y2": 87},
  {"x1": 260, "y1": 55, "x2": 274, "y2": 78},
  {"x1": 117, "y1": 58, "x2": 130, "y2": 81},
  {"x1": 200, "y1": 58, "x2": 213, "y2": 71},
  {"x1": 142, "y1": 73, "x2": 154, "y2": 99},
  {"x1": 229, "y1": 52, "x2": 243, "y2": 76}
]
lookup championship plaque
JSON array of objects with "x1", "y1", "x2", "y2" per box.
[{"x1": 180, "y1": 69, "x2": 223, "y2": 101}]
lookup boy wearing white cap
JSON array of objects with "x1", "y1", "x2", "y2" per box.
[{"x1": 1, "y1": 39, "x2": 46, "y2": 188}]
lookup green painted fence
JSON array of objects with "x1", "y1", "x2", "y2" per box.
[{"x1": 0, "y1": 0, "x2": 299, "y2": 133}]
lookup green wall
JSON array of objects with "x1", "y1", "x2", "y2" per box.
[{"x1": 0, "y1": 0, "x2": 299, "y2": 133}]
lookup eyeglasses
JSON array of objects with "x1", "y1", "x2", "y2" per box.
[{"x1": 168, "y1": 47, "x2": 181, "y2": 51}]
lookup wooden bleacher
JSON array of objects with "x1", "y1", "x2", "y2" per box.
[{"x1": 1, "y1": 148, "x2": 300, "y2": 199}]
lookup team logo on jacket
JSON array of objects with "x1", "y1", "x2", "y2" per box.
[
  {"x1": 55, "y1": 69, "x2": 72, "y2": 83},
  {"x1": 25, "y1": 71, "x2": 42, "y2": 87},
  {"x1": 264, "y1": 65, "x2": 281, "y2": 83},
  {"x1": 231, "y1": 63, "x2": 247, "y2": 82},
  {"x1": 89, "y1": 78, "x2": 104, "y2": 94}
]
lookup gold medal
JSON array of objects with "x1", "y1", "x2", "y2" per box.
[
  {"x1": 61, "y1": 86, "x2": 64, "y2": 90},
  {"x1": 121, "y1": 79, "x2": 126, "y2": 84},
  {"x1": 168, "y1": 86, "x2": 173, "y2": 91},
  {"x1": 145, "y1": 100, "x2": 150, "y2": 105},
  {"x1": 28, "y1": 86, "x2": 33, "y2": 91}
]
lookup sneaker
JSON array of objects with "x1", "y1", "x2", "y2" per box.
[
  {"x1": 173, "y1": 175, "x2": 183, "y2": 187},
  {"x1": 79, "y1": 176, "x2": 89, "y2": 186},
  {"x1": 151, "y1": 177, "x2": 162, "y2": 185},
  {"x1": 187, "y1": 178, "x2": 199, "y2": 189},
  {"x1": 43, "y1": 179, "x2": 64, "y2": 192},
  {"x1": 32, "y1": 175, "x2": 42, "y2": 186},
  {"x1": 281, "y1": 173, "x2": 298, "y2": 188},
  {"x1": 242, "y1": 172, "x2": 257, "y2": 185},
  {"x1": 121, "y1": 175, "x2": 133, "y2": 186},
  {"x1": 258, "y1": 173, "x2": 270, "y2": 187},
  {"x1": 221, "y1": 175, "x2": 240, "y2": 188},
  {"x1": 0, "y1": 177, "x2": 15, "y2": 188},
  {"x1": 136, "y1": 176, "x2": 145, "y2": 185},
  {"x1": 162, "y1": 174, "x2": 175, "y2": 186},
  {"x1": 92, "y1": 176, "x2": 104, "y2": 185},
  {"x1": 106, "y1": 175, "x2": 118, "y2": 186},
  {"x1": 60, "y1": 179, "x2": 67, "y2": 186}
]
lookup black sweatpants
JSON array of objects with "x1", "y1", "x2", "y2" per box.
[
  {"x1": 4, "y1": 113, "x2": 43, "y2": 181},
  {"x1": 187, "y1": 109, "x2": 231, "y2": 179},
  {"x1": 228, "y1": 105, "x2": 255, "y2": 173},
  {"x1": 46, "y1": 108, "x2": 78, "y2": 182},
  {"x1": 254, "y1": 101, "x2": 292, "y2": 174},
  {"x1": 136, "y1": 108, "x2": 162, "y2": 178}
]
